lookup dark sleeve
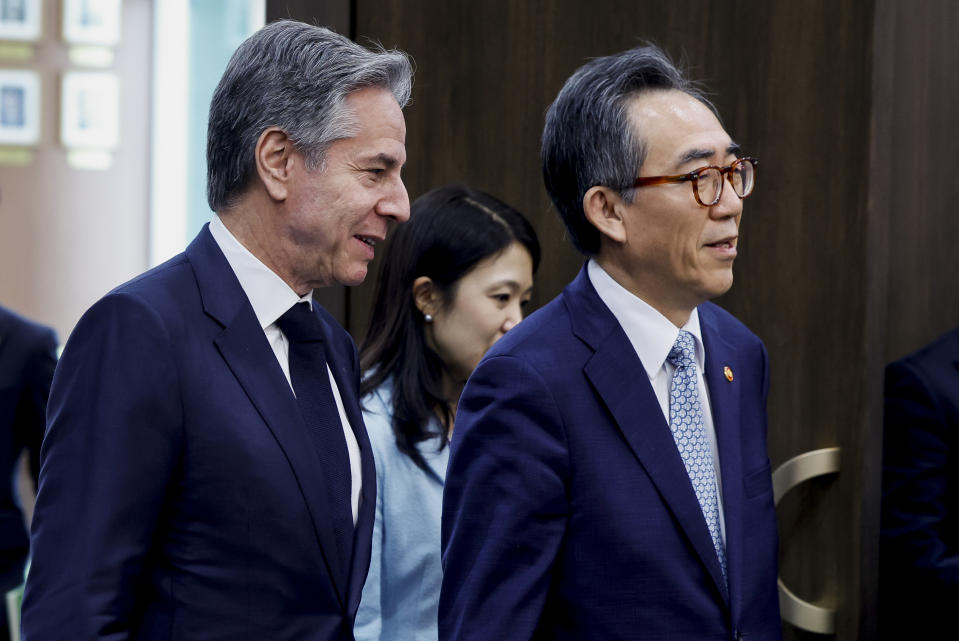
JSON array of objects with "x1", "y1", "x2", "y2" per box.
[
  {"x1": 880, "y1": 358, "x2": 959, "y2": 596},
  {"x1": 22, "y1": 293, "x2": 183, "y2": 641},
  {"x1": 14, "y1": 324, "x2": 58, "y2": 484},
  {"x1": 439, "y1": 355, "x2": 569, "y2": 641}
]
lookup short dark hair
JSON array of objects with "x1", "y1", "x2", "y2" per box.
[
  {"x1": 206, "y1": 20, "x2": 413, "y2": 212},
  {"x1": 541, "y1": 44, "x2": 717, "y2": 255},
  {"x1": 359, "y1": 184, "x2": 540, "y2": 472}
]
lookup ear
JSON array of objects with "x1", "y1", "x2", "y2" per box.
[
  {"x1": 254, "y1": 127, "x2": 296, "y2": 202},
  {"x1": 412, "y1": 276, "x2": 439, "y2": 316},
  {"x1": 583, "y1": 185, "x2": 627, "y2": 244}
]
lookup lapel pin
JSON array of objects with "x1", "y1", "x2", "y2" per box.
[{"x1": 723, "y1": 366, "x2": 734, "y2": 382}]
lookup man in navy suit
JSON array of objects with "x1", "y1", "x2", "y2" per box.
[
  {"x1": 23, "y1": 21, "x2": 411, "y2": 641},
  {"x1": 440, "y1": 46, "x2": 782, "y2": 640},
  {"x1": 879, "y1": 325, "x2": 959, "y2": 640},
  {"x1": 0, "y1": 305, "x2": 56, "y2": 639}
]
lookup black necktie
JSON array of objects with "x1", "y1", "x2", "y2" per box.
[{"x1": 275, "y1": 303, "x2": 355, "y2": 550}]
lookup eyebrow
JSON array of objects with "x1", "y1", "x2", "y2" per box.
[
  {"x1": 487, "y1": 280, "x2": 534, "y2": 293},
  {"x1": 364, "y1": 152, "x2": 403, "y2": 169},
  {"x1": 677, "y1": 142, "x2": 742, "y2": 167}
]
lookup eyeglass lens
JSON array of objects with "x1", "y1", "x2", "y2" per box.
[{"x1": 695, "y1": 160, "x2": 754, "y2": 205}]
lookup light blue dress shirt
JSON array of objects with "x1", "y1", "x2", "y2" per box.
[{"x1": 354, "y1": 381, "x2": 449, "y2": 641}]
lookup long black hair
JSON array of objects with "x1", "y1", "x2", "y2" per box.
[{"x1": 359, "y1": 184, "x2": 541, "y2": 472}]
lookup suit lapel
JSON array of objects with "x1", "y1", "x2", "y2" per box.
[
  {"x1": 567, "y1": 268, "x2": 729, "y2": 602},
  {"x1": 186, "y1": 226, "x2": 349, "y2": 605},
  {"x1": 700, "y1": 304, "x2": 744, "y2": 612}
]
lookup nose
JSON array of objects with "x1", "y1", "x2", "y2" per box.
[
  {"x1": 502, "y1": 301, "x2": 524, "y2": 333},
  {"x1": 710, "y1": 177, "x2": 743, "y2": 220},
  {"x1": 377, "y1": 178, "x2": 411, "y2": 223}
]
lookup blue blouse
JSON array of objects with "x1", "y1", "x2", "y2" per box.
[{"x1": 354, "y1": 381, "x2": 449, "y2": 641}]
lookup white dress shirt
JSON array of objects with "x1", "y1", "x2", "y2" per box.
[
  {"x1": 587, "y1": 259, "x2": 725, "y2": 544},
  {"x1": 209, "y1": 215, "x2": 362, "y2": 524}
]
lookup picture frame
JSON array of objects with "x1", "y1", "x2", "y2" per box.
[
  {"x1": 0, "y1": 69, "x2": 40, "y2": 145},
  {"x1": 0, "y1": 0, "x2": 42, "y2": 42},
  {"x1": 60, "y1": 71, "x2": 118, "y2": 149},
  {"x1": 62, "y1": 0, "x2": 121, "y2": 46}
]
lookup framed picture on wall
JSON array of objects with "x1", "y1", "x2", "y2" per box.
[
  {"x1": 0, "y1": 70, "x2": 40, "y2": 145},
  {"x1": 62, "y1": 0, "x2": 121, "y2": 46},
  {"x1": 0, "y1": 0, "x2": 42, "y2": 41},
  {"x1": 60, "y1": 71, "x2": 118, "y2": 149}
]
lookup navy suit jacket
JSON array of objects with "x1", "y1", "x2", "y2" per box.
[
  {"x1": 0, "y1": 306, "x2": 56, "y2": 565},
  {"x1": 440, "y1": 267, "x2": 782, "y2": 641},
  {"x1": 879, "y1": 325, "x2": 959, "y2": 640},
  {"x1": 23, "y1": 226, "x2": 376, "y2": 641}
]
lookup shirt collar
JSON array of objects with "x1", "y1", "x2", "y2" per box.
[
  {"x1": 208, "y1": 214, "x2": 312, "y2": 329},
  {"x1": 587, "y1": 259, "x2": 704, "y2": 379}
]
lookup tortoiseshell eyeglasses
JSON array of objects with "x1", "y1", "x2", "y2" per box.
[{"x1": 633, "y1": 157, "x2": 758, "y2": 207}]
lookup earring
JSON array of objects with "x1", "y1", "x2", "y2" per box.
[{"x1": 424, "y1": 314, "x2": 433, "y2": 323}]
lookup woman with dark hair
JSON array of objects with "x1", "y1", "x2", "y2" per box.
[{"x1": 354, "y1": 184, "x2": 540, "y2": 641}]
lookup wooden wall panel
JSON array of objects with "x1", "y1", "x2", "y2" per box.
[
  {"x1": 717, "y1": 5, "x2": 879, "y2": 640},
  {"x1": 875, "y1": 0, "x2": 959, "y2": 363},
  {"x1": 267, "y1": 0, "x2": 350, "y2": 32}
]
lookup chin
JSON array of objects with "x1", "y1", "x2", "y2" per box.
[
  {"x1": 336, "y1": 268, "x2": 369, "y2": 288},
  {"x1": 707, "y1": 277, "x2": 734, "y2": 299},
  {"x1": 696, "y1": 272, "x2": 734, "y2": 301}
]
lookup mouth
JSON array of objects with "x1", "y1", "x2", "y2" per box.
[
  {"x1": 354, "y1": 234, "x2": 383, "y2": 260},
  {"x1": 704, "y1": 236, "x2": 738, "y2": 256}
]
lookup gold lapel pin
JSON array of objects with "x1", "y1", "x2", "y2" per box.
[{"x1": 723, "y1": 366, "x2": 734, "y2": 382}]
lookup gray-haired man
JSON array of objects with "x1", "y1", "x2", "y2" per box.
[
  {"x1": 24, "y1": 21, "x2": 411, "y2": 641},
  {"x1": 441, "y1": 45, "x2": 780, "y2": 640}
]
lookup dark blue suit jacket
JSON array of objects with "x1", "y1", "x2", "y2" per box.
[
  {"x1": 0, "y1": 306, "x2": 56, "y2": 566},
  {"x1": 440, "y1": 267, "x2": 782, "y2": 641},
  {"x1": 22, "y1": 226, "x2": 376, "y2": 641},
  {"x1": 879, "y1": 325, "x2": 959, "y2": 640}
]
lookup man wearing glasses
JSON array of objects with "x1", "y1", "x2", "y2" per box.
[{"x1": 440, "y1": 46, "x2": 781, "y2": 640}]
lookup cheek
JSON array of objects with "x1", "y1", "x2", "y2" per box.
[
  {"x1": 680, "y1": 223, "x2": 708, "y2": 264},
  {"x1": 444, "y1": 304, "x2": 500, "y2": 356},
  {"x1": 431, "y1": 324, "x2": 477, "y2": 377},
  {"x1": 466, "y1": 301, "x2": 506, "y2": 340}
]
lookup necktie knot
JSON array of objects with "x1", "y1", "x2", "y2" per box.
[
  {"x1": 276, "y1": 302, "x2": 322, "y2": 343},
  {"x1": 667, "y1": 330, "x2": 696, "y2": 370}
]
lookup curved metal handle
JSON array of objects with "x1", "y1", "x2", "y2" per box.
[{"x1": 771, "y1": 447, "x2": 841, "y2": 635}]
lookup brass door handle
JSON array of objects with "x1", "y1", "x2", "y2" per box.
[{"x1": 771, "y1": 447, "x2": 840, "y2": 635}]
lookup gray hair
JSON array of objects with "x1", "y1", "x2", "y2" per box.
[
  {"x1": 540, "y1": 45, "x2": 717, "y2": 255},
  {"x1": 207, "y1": 20, "x2": 413, "y2": 212}
]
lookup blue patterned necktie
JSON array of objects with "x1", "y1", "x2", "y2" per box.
[{"x1": 666, "y1": 330, "x2": 727, "y2": 585}]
